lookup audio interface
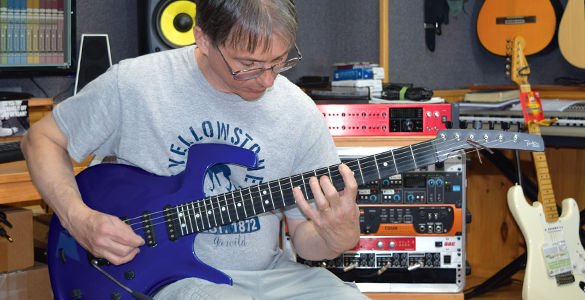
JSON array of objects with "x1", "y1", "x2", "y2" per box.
[
  {"x1": 316, "y1": 103, "x2": 452, "y2": 136},
  {"x1": 296, "y1": 147, "x2": 468, "y2": 293}
]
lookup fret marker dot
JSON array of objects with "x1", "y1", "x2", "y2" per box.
[
  {"x1": 207, "y1": 211, "x2": 212, "y2": 215},
  {"x1": 237, "y1": 203, "x2": 242, "y2": 207},
  {"x1": 195, "y1": 214, "x2": 200, "y2": 218},
  {"x1": 181, "y1": 224, "x2": 186, "y2": 227},
  {"x1": 222, "y1": 207, "x2": 226, "y2": 211},
  {"x1": 383, "y1": 162, "x2": 388, "y2": 167},
  {"x1": 179, "y1": 213, "x2": 183, "y2": 217},
  {"x1": 265, "y1": 200, "x2": 269, "y2": 204},
  {"x1": 263, "y1": 190, "x2": 267, "y2": 195}
]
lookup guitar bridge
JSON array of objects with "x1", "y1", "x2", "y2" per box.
[{"x1": 555, "y1": 272, "x2": 575, "y2": 285}]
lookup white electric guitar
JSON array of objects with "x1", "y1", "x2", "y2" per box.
[{"x1": 506, "y1": 36, "x2": 585, "y2": 299}]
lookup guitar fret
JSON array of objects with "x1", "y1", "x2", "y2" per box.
[
  {"x1": 278, "y1": 179, "x2": 286, "y2": 208},
  {"x1": 391, "y1": 149, "x2": 398, "y2": 173},
  {"x1": 300, "y1": 173, "x2": 308, "y2": 200},
  {"x1": 217, "y1": 195, "x2": 228, "y2": 224},
  {"x1": 239, "y1": 190, "x2": 248, "y2": 218},
  {"x1": 191, "y1": 202, "x2": 201, "y2": 232},
  {"x1": 257, "y1": 186, "x2": 266, "y2": 213},
  {"x1": 289, "y1": 177, "x2": 294, "y2": 193},
  {"x1": 200, "y1": 199, "x2": 209, "y2": 228},
  {"x1": 188, "y1": 203, "x2": 197, "y2": 233},
  {"x1": 178, "y1": 205, "x2": 187, "y2": 235},
  {"x1": 373, "y1": 154, "x2": 381, "y2": 179},
  {"x1": 266, "y1": 184, "x2": 275, "y2": 211},
  {"x1": 230, "y1": 192, "x2": 240, "y2": 220},
  {"x1": 409, "y1": 145, "x2": 417, "y2": 169},
  {"x1": 356, "y1": 159, "x2": 365, "y2": 184},
  {"x1": 247, "y1": 187, "x2": 257, "y2": 216},
  {"x1": 214, "y1": 197, "x2": 223, "y2": 225},
  {"x1": 210, "y1": 199, "x2": 219, "y2": 227},
  {"x1": 184, "y1": 204, "x2": 194, "y2": 233},
  {"x1": 223, "y1": 195, "x2": 232, "y2": 223},
  {"x1": 196, "y1": 200, "x2": 208, "y2": 230}
]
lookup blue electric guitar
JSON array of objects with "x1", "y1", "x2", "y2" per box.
[{"x1": 47, "y1": 129, "x2": 545, "y2": 299}]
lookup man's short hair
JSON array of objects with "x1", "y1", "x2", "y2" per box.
[{"x1": 195, "y1": 0, "x2": 297, "y2": 53}]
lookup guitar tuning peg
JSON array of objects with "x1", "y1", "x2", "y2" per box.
[
  {"x1": 506, "y1": 64, "x2": 510, "y2": 70},
  {"x1": 459, "y1": 121, "x2": 468, "y2": 129},
  {"x1": 445, "y1": 121, "x2": 453, "y2": 129},
  {"x1": 501, "y1": 122, "x2": 510, "y2": 131},
  {"x1": 488, "y1": 121, "x2": 495, "y2": 130},
  {"x1": 517, "y1": 122, "x2": 523, "y2": 132},
  {"x1": 506, "y1": 71, "x2": 510, "y2": 76},
  {"x1": 506, "y1": 57, "x2": 511, "y2": 62},
  {"x1": 473, "y1": 121, "x2": 483, "y2": 130}
]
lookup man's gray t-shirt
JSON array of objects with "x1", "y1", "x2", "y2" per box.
[{"x1": 53, "y1": 45, "x2": 340, "y2": 271}]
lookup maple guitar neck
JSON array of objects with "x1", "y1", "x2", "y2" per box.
[
  {"x1": 526, "y1": 123, "x2": 559, "y2": 222},
  {"x1": 508, "y1": 36, "x2": 559, "y2": 222}
]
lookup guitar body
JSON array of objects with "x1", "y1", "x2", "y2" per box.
[
  {"x1": 477, "y1": 0, "x2": 557, "y2": 56},
  {"x1": 47, "y1": 144, "x2": 258, "y2": 299},
  {"x1": 507, "y1": 185, "x2": 585, "y2": 299},
  {"x1": 558, "y1": 0, "x2": 585, "y2": 69}
]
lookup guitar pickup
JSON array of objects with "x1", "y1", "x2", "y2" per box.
[
  {"x1": 555, "y1": 272, "x2": 575, "y2": 285},
  {"x1": 164, "y1": 205, "x2": 179, "y2": 242},
  {"x1": 141, "y1": 211, "x2": 157, "y2": 247}
]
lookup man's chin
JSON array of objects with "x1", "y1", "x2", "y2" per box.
[{"x1": 239, "y1": 90, "x2": 266, "y2": 101}]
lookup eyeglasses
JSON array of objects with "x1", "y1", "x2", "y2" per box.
[{"x1": 217, "y1": 44, "x2": 302, "y2": 81}]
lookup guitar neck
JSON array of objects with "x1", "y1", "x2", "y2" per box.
[
  {"x1": 174, "y1": 139, "x2": 441, "y2": 236},
  {"x1": 527, "y1": 123, "x2": 559, "y2": 222}
]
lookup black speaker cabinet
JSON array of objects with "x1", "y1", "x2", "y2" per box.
[
  {"x1": 74, "y1": 34, "x2": 112, "y2": 95},
  {"x1": 138, "y1": 0, "x2": 196, "y2": 55}
]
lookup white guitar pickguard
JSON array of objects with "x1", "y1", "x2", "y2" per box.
[{"x1": 508, "y1": 185, "x2": 585, "y2": 299}]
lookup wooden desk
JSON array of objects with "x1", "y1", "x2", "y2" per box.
[{"x1": 0, "y1": 156, "x2": 92, "y2": 205}]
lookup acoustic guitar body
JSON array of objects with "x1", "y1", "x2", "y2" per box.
[
  {"x1": 558, "y1": 0, "x2": 585, "y2": 69},
  {"x1": 477, "y1": 0, "x2": 557, "y2": 56}
]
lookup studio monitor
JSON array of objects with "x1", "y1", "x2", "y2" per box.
[
  {"x1": 138, "y1": 0, "x2": 196, "y2": 55},
  {"x1": 74, "y1": 34, "x2": 112, "y2": 95}
]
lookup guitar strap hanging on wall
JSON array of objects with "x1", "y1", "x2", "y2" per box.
[{"x1": 424, "y1": 0, "x2": 450, "y2": 52}]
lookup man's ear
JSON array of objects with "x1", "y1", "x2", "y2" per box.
[{"x1": 193, "y1": 26, "x2": 210, "y2": 56}]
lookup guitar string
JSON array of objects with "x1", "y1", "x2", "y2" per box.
[
  {"x1": 125, "y1": 136, "x2": 523, "y2": 235},
  {"x1": 132, "y1": 143, "x2": 507, "y2": 242},
  {"x1": 130, "y1": 138, "x2": 520, "y2": 237},
  {"x1": 124, "y1": 134, "x2": 461, "y2": 230},
  {"x1": 126, "y1": 136, "x2": 520, "y2": 233}
]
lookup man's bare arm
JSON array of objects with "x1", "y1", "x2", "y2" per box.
[{"x1": 21, "y1": 113, "x2": 144, "y2": 265}]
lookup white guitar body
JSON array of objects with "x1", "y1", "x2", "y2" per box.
[{"x1": 508, "y1": 185, "x2": 585, "y2": 299}]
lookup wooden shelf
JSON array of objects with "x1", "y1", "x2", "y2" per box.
[{"x1": 333, "y1": 135, "x2": 436, "y2": 147}]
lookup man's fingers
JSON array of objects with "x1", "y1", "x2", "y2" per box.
[{"x1": 294, "y1": 186, "x2": 319, "y2": 219}]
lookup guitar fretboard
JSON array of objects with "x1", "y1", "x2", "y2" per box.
[
  {"x1": 528, "y1": 124, "x2": 559, "y2": 222},
  {"x1": 172, "y1": 139, "x2": 439, "y2": 235}
]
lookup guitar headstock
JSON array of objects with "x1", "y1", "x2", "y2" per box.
[
  {"x1": 433, "y1": 129, "x2": 544, "y2": 161},
  {"x1": 507, "y1": 36, "x2": 531, "y2": 92}
]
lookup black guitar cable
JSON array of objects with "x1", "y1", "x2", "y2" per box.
[
  {"x1": 380, "y1": 84, "x2": 434, "y2": 101},
  {"x1": 91, "y1": 260, "x2": 154, "y2": 300}
]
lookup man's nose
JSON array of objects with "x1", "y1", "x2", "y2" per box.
[{"x1": 256, "y1": 69, "x2": 276, "y2": 88}]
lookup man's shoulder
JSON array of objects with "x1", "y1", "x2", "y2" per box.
[{"x1": 118, "y1": 46, "x2": 196, "y2": 71}]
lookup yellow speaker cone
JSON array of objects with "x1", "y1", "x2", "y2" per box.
[{"x1": 160, "y1": 1, "x2": 196, "y2": 47}]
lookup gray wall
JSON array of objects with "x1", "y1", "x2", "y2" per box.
[{"x1": 1, "y1": 0, "x2": 584, "y2": 101}]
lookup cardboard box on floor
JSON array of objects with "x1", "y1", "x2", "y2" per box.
[
  {"x1": 0, "y1": 262, "x2": 53, "y2": 300},
  {"x1": 0, "y1": 206, "x2": 33, "y2": 273}
]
